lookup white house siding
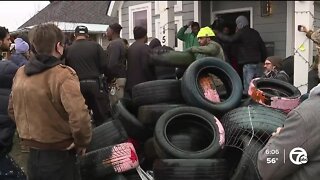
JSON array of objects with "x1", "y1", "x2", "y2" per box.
[
  {"x1": 313, "y1": 2, "x2": 320, "y2": 57},
  {"x1": 211, "y1": 1, "x2": 287, "y2": 58},
  {"x1": 120, "y1": 1, "x2": 196, "y2": 45}
]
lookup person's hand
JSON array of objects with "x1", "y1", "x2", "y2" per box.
[
  {"x1": 66, "y1": 142, "x2": 86, "y2": 156},
  {"x1": 188, "y1": 21, "x2": 193, "y2": 27},
  {"x1": 66, "y1": 142, "x2": 75, "y2": 150},
  {"x1": 299, "y1": 25, "x2": 308, "y2": 33},
  {"x1": 272, "y1": 127, "x2": 283, "y2": 136},
  {"x1": 76, "y1": 147, "x2": 86, "y2": 156}
]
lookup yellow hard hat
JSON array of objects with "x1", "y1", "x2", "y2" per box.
[{"x1": 197, "y1": 26, "x2": 215, "y2": 38}]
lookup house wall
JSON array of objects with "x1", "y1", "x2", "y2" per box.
[
  {"x1": 119, "y1": 1, "x2": 287, "y2": 57},
  {"x1": 211, "y1": 1, "x2": 287, "y2": 58},
  {"x1": 120, "y1": 1, "x2": 196, "y2": 45},
  {"x1": 313, "y1": 2, "x2": 320, "y2": 57}
]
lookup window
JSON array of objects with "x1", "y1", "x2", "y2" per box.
[
  {"x1": 154, "y1": 1, "x2": 183, "y2": 15},
  {"x1": 133, "y1": 10, "x2": 148, "y2": 31},
  {"x1": 155, "y1": 16, "x2": 183, "y2": 51},
  {"x1": 129, "y1": 3, "x2": 152, "y2": 39}
]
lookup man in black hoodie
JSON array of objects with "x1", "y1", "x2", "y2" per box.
[
  {"x1": 105, "y1": 23, "x2": 127, "y2": 105},
  {"x1": 8, "y1": 24, "x2": 92, "y2": 180},
  {"x1": 65, "y1": 25, "x2": 110, "y2": 126},
  {"x1": 215, "y1": 15, "x2": 267, "y2": 94},
  {"x1": 125, "y1": 26, "x2": 156, "y2": 97}
]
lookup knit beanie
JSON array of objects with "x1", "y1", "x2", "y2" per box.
[
  {"x1": 134, "y1": 26, "x2": 147, "y2": 40},
  {"x1": 266, "y1": 56, "x2": 282, "y2": 69},
  {"x1": 236, "y1": 15, "x2": 249, "y2": 30},
  {"x1": 14, "y1": 38, "x2": 29, "y2": 54}
]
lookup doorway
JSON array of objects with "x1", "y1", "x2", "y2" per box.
[{"x1": 213, "y1": 8, "x2": 252, "y2": 36}]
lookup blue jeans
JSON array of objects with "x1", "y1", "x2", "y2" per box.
[{"x1": 243, "y1": 64, "x2": 262, "y2": 93}]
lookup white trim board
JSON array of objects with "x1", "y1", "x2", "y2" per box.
[
  {"x1": 129, "y1": 2, "x2": 152, "y2": 39},
  {"x1": 118, "y1": 1, "x2": 124, "y2": 38},
  {"x1": 155, "y1": 16, "x2": 183, "y2": 51},
  {"x1": 107, "y1": 1, "x2": 115, "y2": 16},
  {"x1": 286, "y1": 1, "x2": 294, "y2": 57},
  {"x1": 212, "y1": 7, "x2": 254, "y2": 29},
  {"x1": 24, "y1": 21, "x2": 110, "y2": 33},
  {"x1": 194, "y1": 1, "x2": 199, "y2": 22},
  {"x1": 155, "y1": 1, "x2": 183, "y2": 15}
]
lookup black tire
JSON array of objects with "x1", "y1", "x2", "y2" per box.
[
  {"x1": 111, "y1": 99, "x2": 152, "y2": 141},
  {"x1": 153, "y1": 159, "x2": 229, "y2": 180},
  {"x1": 137, "y1": 104, "x2": 186, "y2": 129},
  {"x1": 221, "y1": 105, "x2": 286, "y2": 141},
  {"x1": 249, "y1": 78, "x2": 301, "y2": 111},
  {"x1": 132, "y1": 80, "x2": 184, "y2": 107},
  {"x1": 122, "y1": 170, "x2": 142, "y2": 180},
  {"x1": 143, "y1": 138, "x2": 158, "y2": 161},
  {"x1": 151, "y1": 50, "x2": 196, "y2": 67},
  {"x1": 79, "y1": 142, "x2": 139, "y2": 179},
  {"x1": 91, "y1": 174, "x2": 128, "y2": 180},
  {"x1": 154, "y1": 106, "x2": 225, "y2": 159},
  {"x1": 181, "y1": 57, "x2": 243, "y2": 114},
  {"x1": 230, "y1": 135, "x2": 264, "y2": 180},
  {"x1": 87, "y1": 119, "x2": 128, "y2": 152},
  {"x1": 219, "y1": 91, "x2": 253, "y2": 108}
]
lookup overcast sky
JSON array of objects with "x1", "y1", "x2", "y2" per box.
[{"x1": 0, "y1": 1, "x2": 49, "y2": 32}]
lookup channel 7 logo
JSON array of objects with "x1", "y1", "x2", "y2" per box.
[
  {"x1": 289, "y1": 147, "x2": 308, "y2": 165},
  {"x1": 265, "y1": 147, "x2": 308, "y2": 165}
]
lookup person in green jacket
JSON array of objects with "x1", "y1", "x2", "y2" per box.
[
  {"x1": 177, "y1": 21, "x2": 200, "y2": 50},
  {"x1": 185, "y1": 26, "x2": 225, "y2": 61}
]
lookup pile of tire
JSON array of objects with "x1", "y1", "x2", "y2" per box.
[
  {"x1": 77, "y1": 119, "x2": 144, "y2": 180},
  {"x1": 80, "y1": 57, "x2": 301, "y2": 180}
]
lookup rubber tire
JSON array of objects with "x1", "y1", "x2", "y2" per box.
[
  {"x1": 137, "y1": 104, "x2": 186, "y2": 129},
  {"x1": 221, "y1": 105, "x2": 286, "y2": 140},
  {"x1": 132, "y1": 80, "x2": 184, "y2": 106},
  {"x1": 123, "y1": 170, "x2": 142, "y2": 180},
  {"x1": 219, "y1": 91, "x2": 253, "y2": 108},
  {"x1": 154, "y1": 106, "x2": 224, "y2": 159},
  {"x1": 111, "y1": 99, "x2": 152, "y2": 141},
  {"x1": 79, "y1": 142, "x2": 139, "y2": 179},
  {"x1": 181, "y1": 57, "x2": 243, "y2": 114},
  {"x1": 90, "y1": 174, "x2": 128, "y2": 180},
  {"x1": 151, "y1": 50, "x2": 196, "y2": 67},
  {"x1": 251, "y1": 78, "x2": 301, "y2": 100},
  {"x1": 143, "y1": 138, "x2": 158, "y2": 161},
  {"x1": 230, "y1": 135, "x2": 264, "y2": 180},
  {"x1": 87, "y1": 119, "x2": 128, "y2": 152},
  {"x1": 153, "y1": 159, "x2": 229, "y2": 180}
]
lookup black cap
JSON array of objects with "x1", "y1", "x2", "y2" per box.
[{"x1": 75, "y1": 25, "x2": 88, "y2": 34}]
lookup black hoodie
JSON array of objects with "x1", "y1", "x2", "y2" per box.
[{"x1": 24, "y1": 54, "x2": 61, "y2": 76}]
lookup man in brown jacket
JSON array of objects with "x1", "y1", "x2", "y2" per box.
[{"x1": 8, "y1": 24, "x2": 92, "y2": 180}]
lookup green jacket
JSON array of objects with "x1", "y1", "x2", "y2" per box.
[
  {"x1": 185, "y1": 41, "x2": 225, "y2": 61},
  {"x1": 177, "y1": 26, "x2": 199, "y2": 50}
]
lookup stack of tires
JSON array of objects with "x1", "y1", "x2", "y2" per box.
[
  {"x1": 80, "y1": 56, "x2": 302, "y2": 180},
  {"x1": 78, "y1": 120, "x2": 141, "y2": 180}
]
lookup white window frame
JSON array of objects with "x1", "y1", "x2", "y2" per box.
[
  {"x1": 154, "y1": 1, "x2": 183, "y2": 15},
  {"x1": 211, "y1": 7, "x2": 254, "y2": 28},
  {"x1": 155, "y1": 16, "x2": 183, "y2": 51},
  {"x1": 117, "y1": 1, "x2": 124, "y2": 38},
  {"x1": 129, "y1": 2, "x2": 152, "y2": 39}
]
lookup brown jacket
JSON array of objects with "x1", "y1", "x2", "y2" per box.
[{"x1": 8, "y1": 57, "x2": 92, "y2": 149}]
